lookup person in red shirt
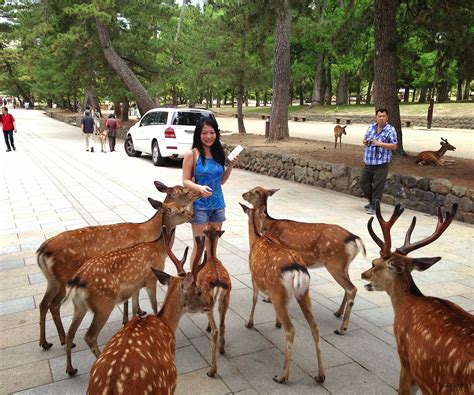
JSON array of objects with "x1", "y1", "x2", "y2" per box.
[{"x1": 1, "y1": 107, "x2": 17, "y2": 152}]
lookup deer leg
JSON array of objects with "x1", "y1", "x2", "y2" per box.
[
  {"x1": 49, "y1": 286, "x2": 67, "y2": 346},
  {"x1": 296, "y1": 292, "x2": 325, "y2": 383},
  {"x1": 399, "y1": 362, "x2": 417, "y2": 395},
  {"x1": 144, "y1": 275, "x2": 159, "y2": 315},
  {"x1": 327, "y1": 264, "x2": 357, "y2": 335},
  {"x1": 272, "y1": 292, "x2": 294, "y2": 384},
  {"x1": 245, "y1": 280, "x2": 259, "y2": 329},
  {"x1": 206, "y1": 310, "x2": 218, "y2": 377},
  {"x1": 131, "y1": 290, "x2": 146, "y2": 317},
  {"x1": 218, "y1": 290, "x2": 230, "y2": 354},
  {"x1": 84, "y1": 305, "x2": 114, "y2": 357},
  {"x1": 39, "y1": 281, "x2": 60, "y2": 350},
  {"x1": 122, "y1": 300, "x2": 129, "y2": 325},
  {"x1": 66, "y1": 303, "x2": 87, "y2": 376}
]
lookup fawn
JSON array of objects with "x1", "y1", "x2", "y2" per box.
[
  {"x1": 37, "y1": 181, "x2": 200, "y2": 350},
  {"x1": 243, "y1": 186, "x2": 365, "y2": 335},
  {"x1": 362, "y1": 202, "x2": 473, "y2": 395},
  {"x1": 334, "y1": 124, "x2": 347, "y2": 149},
  {"x1": 198, "y1": 225, "x2": 232, "y2": 377},
  {"x1": 415, "y1": 137, "x2": 456, "y2": 166},
  {"x1": 240, "y1": 203, "x2": 325, "y2": 384},
  {"x1": 64, "y1": 207, "x2": 193, "y2": 376},
  {"x1": 87, "y1": 229, "x2": 210, "y2": 395}
]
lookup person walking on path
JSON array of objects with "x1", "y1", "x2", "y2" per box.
[
  {"x1": 105, "y1": 114, "x2": 119, "y2": 152},
  {"x1": 359, "y1": 108, "x2": 398, "y2": 215},
  {"x1": 81, "y1": 109, "x2": 95, "y2": 152},
  {"x1": 1, "y1": 107, "x2": 17, "y2": 152},
  {"x1": 182, "y1": 115, "x2": 239, "y2": 266}
]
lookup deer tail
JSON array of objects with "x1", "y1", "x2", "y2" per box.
[
  {"x1": 345, "y1": 234, "x2": 366, "y2": 260},
  {"x1": 281, "y1": 263, "x2": 310, "y2": 299}
]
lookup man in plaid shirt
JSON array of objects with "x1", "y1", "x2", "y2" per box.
[{"x1": 360, "y1": 109, "x2": 398, "y2": 215}]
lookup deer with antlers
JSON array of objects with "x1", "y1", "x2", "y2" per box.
[
  {"x1": 64, "y1": 211, "x2": 193, "y2": 375},
  {"x1": 196, "y1": 225, "x2": 232, "y2": 377},
  {"x1": 87, "y1": 229, "x2": 211, "y2": 395},
  {"x1": 362, "y1": 202, "x2": 473, "y2": 395},
  {"x1": 334, "y1": 124, "x2": 347, "y2": 149},
  {"x1": 415, "y1": 137, "x2": 456, "y2": 166},
  {"x1": 37, "y1": 181, "x2": 200, "y2": 351},
  {"x1": 243, "y1": 187, "x2": 365, "y2": 335},
  {"x1": 240, "y1": 203, "x2": 325, "y2": 384}
]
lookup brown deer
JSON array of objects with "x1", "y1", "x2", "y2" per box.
[
  {"x1": 415, "y1": 137, "x2": 456, "y2": 166},
  {"x1": 334, "y1": 124, "x2": 347, "y2": 149},
  {"x1": 64, "y1": 212, "x2": 193, "y2": 376},
  {"x1": 361, "y1": 202, "x2": 473, "y2": 395},
  {"x1": 197, "y1": 225, "x2": 232, "y2": 377},
  {"x1": 37, "y1": 181, "x2": 200, "y2": 351},
  {"x1": 240, "y1": 203, "x2": 325, "y2": 384},
  {"x1": 87, "y1": 229, "x2": 210, "y2": 395},
  {"x1": 242, "y1": 187, "x2": 365, "y2": 335}
]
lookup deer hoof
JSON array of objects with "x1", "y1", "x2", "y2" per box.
[
  {"x1": 273, "y1": 375, "x2": 288, "y2": 384},
  {"x1": 138, "y1": 310, "x2": 147, "y2": 317},
  {"x1": 333, "y1": 328, "x2": 345, "y2": 335},
  {"x1": 245, "y1": 322, "x2": 253, "y2": 329},
  {"x1": 40, "y1": 341, "x2": 53, "y2": 350},
  {"x1": 262, "y1": 296, "x2": 272, "y2": 303},
  {"x1": 67, "y1": 368, "x2": 78, "y2": 376},
  {"x1": 207, "y1": 370, "x2": 216, "y2": 378},
  {"x1": 315, "y1": 374, "x2": 325, "y2": 383},
  {"x1": 206, "y1": 325, "x2": 211, "y2": 332},
  {"x1": 275, "y1": 322, "x2": 282, "y2": 329},
  {"x1": 219, "y1": 348, "x2": 225, "y2": 355},
  {"x1": 333, "y1": 311, "x2": 342, "y2": 318}
]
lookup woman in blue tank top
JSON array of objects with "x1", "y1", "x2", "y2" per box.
[{"x1": 182, "y1": 116, "x2": 239, "y2": 264}]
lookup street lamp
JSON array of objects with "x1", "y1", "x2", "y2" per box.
[{"x1": 427, "y1": 32, "x2": 444, "y2": 129}]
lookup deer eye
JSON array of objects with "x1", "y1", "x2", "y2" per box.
[{"x1": 371, "y1": 263, "x2": 375, "y2": 268}]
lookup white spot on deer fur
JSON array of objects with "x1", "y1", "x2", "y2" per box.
[
  {"x1": 107, "y1": 367, "x2": 113, "y2": 377},
  {"x1": 116, "y1": 380, "x2": 124, "y2": 394},
  {"x1": 445, "y1": 337, "x2": 453, "y2": 346}
]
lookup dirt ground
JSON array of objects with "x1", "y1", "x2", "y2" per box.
[{"x1": 223, "y1": 133, "x2": 474, "y2": 190}]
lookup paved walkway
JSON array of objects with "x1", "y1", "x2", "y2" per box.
[
  {"x1": 216, "y1": 116, "x2": 474, "y2": 159},
  {"x1": 0, "y1": 109, "x2": 473, "y2": 394}
]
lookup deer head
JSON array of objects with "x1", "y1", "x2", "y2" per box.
[
  {"x1": 342, "y1": 125, "x2": 347, "y2": 134},
  {"x1": 242, "y1": 187, "x2": 279, "y2": 210},
  {"x1": 148, "y1": 199, "x2": 194, "y2": 228},
  {"x1": 154, "y1": 180, "x2": 201, "y2": 205},
  {"x1": 361, "y1": 202, "x2": 458, "y2": 293},
  {"x1": 203, "y1": 226, "x2": 225, "y2": 258},
  {"x1": 440, "y1": 138, "x2": 456, "y2": 152}
]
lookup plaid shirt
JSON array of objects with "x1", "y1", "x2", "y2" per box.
[{"x1": 363, "y1": 123, "x2": 398, "y2": 165}]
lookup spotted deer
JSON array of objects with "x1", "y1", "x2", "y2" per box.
[
  {"x1": 64, "y1": 209, "x2": 193, "y2": 376},
  {"x1": 37, "y1": 181, "x2": 200, "y2": 350},
  {"x1": 334, "y1": 124, "x2": 347, "y2": 149},
  {"x1": 243, "y1": 187, "x2": 365, "y2": 335},
  {"x1": 197, "y1": 225, "x2": 232, "y2": 377},
  {"x1": 240, "y1": 203, "x2": 325, "y2": 384},
  {"x1": 361, "y1": 202, "x2": 473, "y2": 395},
  {"x1": 415, "y1": 137, "x2": 456, "y2": 166},
  {"x1": 87, "y1": 229, "x2": 210, "y2": 395}
]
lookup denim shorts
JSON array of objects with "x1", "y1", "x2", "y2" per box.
[{"x1": 192, "y1": 208, "x2": 226, "y2": 224}]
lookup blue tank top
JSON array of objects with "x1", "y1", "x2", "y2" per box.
[{"x1": 193, "y1": 156, "x2": 225, "y2": 210}]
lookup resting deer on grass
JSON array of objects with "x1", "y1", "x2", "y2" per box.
[
  {"x1": 243, "y1": 186, "x2": 365, "y2": 335},
  {"x1": 64, "y1": 215, "x2": 192, "y2": 376},
  {"x1": 37, "y1": 181, "x2": 200, "y2": 351},
  {"x1": 362, "y1": 202, "x2": 473, "y2": 395},
  {"x1": 334, "y1": 124, "x2": 347, "y2": 149},
  {"x1": 87, "y1": 229, "x2": 210, "y2": 395},
  {"x1": 198, "y1": 225, "x2": 231, "y2": 377},
  {"x1": 415, "y1": 137, "x2": 456, "y2": 166},
  {"x1": 240, "y1": 203, "x2": 325, "y2": 384}
]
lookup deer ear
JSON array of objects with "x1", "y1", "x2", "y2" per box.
[
  {"x1": 412, "y1": 257, "x2": 441, "y2": 271},
  {"x1": 151, "y1": 268, "x2": 170, "y2": 285},
  {"x1": 181, "y1": 272, "x2": 194, "y2": 288},
  {"x1": 268, "y1": 189, "x2": 279, "y2": 196},
  {"x1": 148, "y1": 198, "x2": 163, "y2": 210},
  {"x1": 218, "y1": 230, "x2": 225, "y2": 238},
  {"x1": 154, "y1": 181, "x2": 168, "y2": 193},
  {"x1": 239, "y1": 203, "x2": 250, "y2": 214},
  {"x1": 386, "y1": 258, "x2": 405, "y2": 273}
]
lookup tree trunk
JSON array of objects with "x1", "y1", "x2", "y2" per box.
[
  {"x1": 268, "y1": 1, "x2": 291, "y2": 142},
  {"x1": 256, "y1": 91, "x2": 260, "y2": 107},
  {"x1": 437, "y1": 81, "x2": 449, "y2": 103},
  {"x1": 237, "y1": 85, "x2": 246, "y2": 134},
  {"x1": 263, "y1": 91, "x2": 268, "y2": 106},
  {"x1": 374, "y1": 0, "x2": 404, "y2": 155},
  {"x1": 463, "y1": 78, "x2": 471, "y2": 100},
  {"x1": 365, "y1": 79, "x2": 373, "y2": 104},
  {"x1": 83, "y1": 87, "x2": 100, "y2": 112},
  {"x1": 95, "y1": 18, "x2": 155, "y2": 115},
  {"x1": 355, "y1": 78, "x2": 362, "y2": 104},
  {"x1": 325, "y1": 64, "x2": 332, "y2": 105},
  {"x1": 418, "y1": 86, "x2": 428, "y2": 103},
  {"x1": 216, "y1": 97, "x2": 221, "y2": 108},
  {"x1": 336, "y1": 73, "x2": 349, "y2": 105},
  {"x1": 411, "y1": 87, "x2": 416, "y2": 102},
  {"x1": 403, "y1": 86, "x2": 410, "y2": 102},
  {"x1": 311, "y1": 52, "x2": 324, "y2": 106},
  {"x1": 113, "y1": 101, "x2": 122, "y2": 118},
  {"x1": 231, "y1": 90, "x2": 235, "y2": 107},
  {"x1": 172, "y1": 84, "x2": 178, "y2": 106},
  {"x1": 299, "y1": 82, "x2": 304, "y2": 106},
  {"x1": 456, "y1": 79, "x2": 463, "y2": 101},
  {"x1": 121, "y1": 97, "x2": 129, "y2": 123}
]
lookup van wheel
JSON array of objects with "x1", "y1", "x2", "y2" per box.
[
  {"x1": 125, "y1": 136, "x2": 142, "y2": 157},
  {"x1": 152, "y1": 141, "x2": 167, "y2": 166}
]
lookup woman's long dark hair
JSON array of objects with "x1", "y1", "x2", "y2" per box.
[{"x1": 192, "y1": 115, "x2": 225, "y2": 166}]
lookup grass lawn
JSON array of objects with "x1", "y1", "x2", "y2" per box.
[{"x1": 214, "y1": 101, "x2": 474, "y2": 117}]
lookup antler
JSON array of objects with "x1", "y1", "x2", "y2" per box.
[
  {"x1": 395, "y1": 203, "x2": 458, "y2": 256},
  {"x1": 162, "y1": 226, "x2": 188, "y2": 276},
  {"x1": 367, "y1": 201, "x2": 404, "y2": 258},
  {"x1": 191, "y1": 236, "x2": 206, "y2": 278}
]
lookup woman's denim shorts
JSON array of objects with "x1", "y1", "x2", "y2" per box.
[{"x1": 192, "y1": 208, "x2": 226, "y2": 224}]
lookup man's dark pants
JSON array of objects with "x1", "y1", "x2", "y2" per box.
[
  {"x1": 359, "y1": 162, "x2": 389, "y2": 205},
  {"x1": 3, "y1": 129, "x2": 15, "y2": 150}
]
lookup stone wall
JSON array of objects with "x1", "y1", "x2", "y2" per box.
[{"x1": 224, "y1": 144, "x2": 474, "y2": 224}]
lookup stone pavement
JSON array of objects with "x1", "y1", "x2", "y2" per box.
[{"x1": 1, "y1": 109, "x2": 473, "y2": 394}]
